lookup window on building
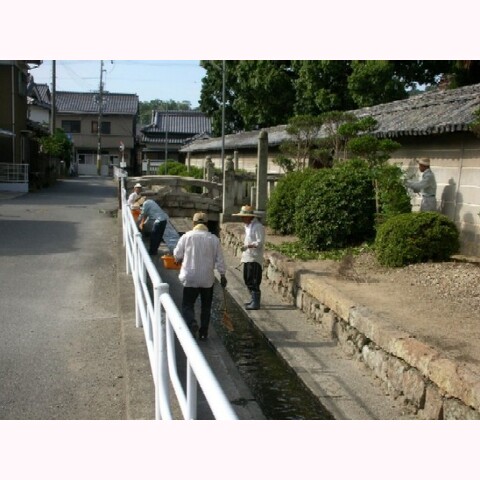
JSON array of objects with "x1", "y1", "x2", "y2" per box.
[
  {"x1": 91, "y1": 121, "x2": 111, "y2": 134},
  {"x1": 62, "y1": 120, "x2": 81, "y2": 133}
]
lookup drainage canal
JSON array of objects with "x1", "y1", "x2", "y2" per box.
[{"x1": 211, "y1": 289, "x2": 334, "y2": 420}]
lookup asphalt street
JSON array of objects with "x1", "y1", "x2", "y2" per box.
[{"x1": 0, "y1": 177, "x2": 134, "y2": 419}]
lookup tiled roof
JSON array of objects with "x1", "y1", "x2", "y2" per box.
[
  {"x1": 352, "y1": 82, "x2": 480, "y2": 137},
  {"x1": 35, "y1": 84, "x2": 51, "y2": 104},
  {"x1": 180, "y1": 125, "x2": 289, "y2": 153},
  {"x1": 142, "y1": 111, "x2": 212, "y2": 135},
  {"x1": 55, "y1": 91, "x2": 139, "y2": 115},
  {"x1": 180, "y1": 83, "x2": 480, "y2": 152}
]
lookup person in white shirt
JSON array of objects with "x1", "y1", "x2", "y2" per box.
[
  {"x1": 405, "y1": 158, "x2": 437, "y2": 212},
  {"x1": 127, "y1": 183, "x2": 143, "y2": 207},
  {"x1": 173, "y1": 212, "x2": 227, "y2": 340},
  {"x1": 232, "y1": 205, "x2": 265, "y2": 310}
]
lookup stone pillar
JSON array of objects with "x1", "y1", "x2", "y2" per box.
[
  {"x1": 255, "y1": 130, "x2": 268, "y2": 215},
  {"x1": 186, "y1": 152, "x2": 191, "y2": 173},
  {"x1": 205, "y1": 156, "x2": 214, "y2": 181},
  {"x1": 221, "y1": 155, "x2": 236, "y2": 223},
  {"x1": 233, "y1": 150, "x2": 239, "y2": 171}
]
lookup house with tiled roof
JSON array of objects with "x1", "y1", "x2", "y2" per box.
[
  {"x1": 54, "y1": 91, "x2": 139, "y2": 175},
  {"x1": 180, "y1": 83, "x2": 480, "y2": 256},
  {"x1": 139, "y1": 110, "x2": 211, "y2": 172},
  {"x1": 27, "y1": 81, "x2": 51, "y2": 128}
]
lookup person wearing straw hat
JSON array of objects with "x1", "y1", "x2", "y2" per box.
[
  {"x1": 405, "y1": 158, "x2": 437, "y2": 212},
  {"x1": 127, "y1": 183, "x2": 143, "y2": 207},
  {"x1": 232, "y1": 205, "x2": 265, "y2": 310},
  {"x1": 173, "y1": 212, "x2": 227, "y2": 340}
]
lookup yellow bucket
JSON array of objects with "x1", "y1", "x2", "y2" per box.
[{"x1": 161, "y1": 255, "x2": 181, "y2": 270}]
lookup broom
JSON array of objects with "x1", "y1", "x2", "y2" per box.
[{"x1": 222, "y1": 288, "x2": 234, "y2": 332}]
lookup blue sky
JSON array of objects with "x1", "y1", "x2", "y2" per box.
[{"x1": 30, "y1": 60, "x2": 206, "y2": 107}]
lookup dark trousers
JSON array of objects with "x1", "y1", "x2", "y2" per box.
[
  {"x1": 243, "y1": 261, "x2": 262, "y2": 293},
  {"x1": 182, "y1": 286, "x2": 214, "y2": 331},
  {"x1": 149, "y1": 219, "x2": 167, "y2": 255}
]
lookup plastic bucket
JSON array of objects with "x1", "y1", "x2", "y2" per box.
[
  {"x1": 161, "y1": 255, "x2": 181, "y2": 270},
  {"x1": 131, "y1": 207, "x2": 141, "y2": 222}
]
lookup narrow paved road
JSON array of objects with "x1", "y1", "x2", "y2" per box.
[{"x1": 0, "y1": 176, "x2": 134, "y2": 419}]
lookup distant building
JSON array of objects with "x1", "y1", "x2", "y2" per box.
[
  {"x1": 139, "y1": 110, "x2": 211, "y2": 172},
  {"x1": 0, "y1": 60, "x2": 41, "y2": 164},
  {"x1": 54, "y1": 91, "x2": 139, "y2": 175},
  {"x1": 27, "y1": 81, "x2": 51, "y2": 128}
]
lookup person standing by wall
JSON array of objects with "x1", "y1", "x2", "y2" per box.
[
  {"x1": 232, "y1": 205, "x2": 265, "y2": 310},
  {"x1": 405, "y1": 158, "x2": 437, "y2": 212},
  {"x1": 173, "y1": 212, "x2": 227, "y2": 340}
]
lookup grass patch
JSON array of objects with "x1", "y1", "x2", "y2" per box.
[{"x1": 265, "y1": 240, "x2": 374, "y2": 261}]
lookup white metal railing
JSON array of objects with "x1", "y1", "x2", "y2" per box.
[
  {"x1": 119, "y1": 176, "x2": 237, "y2": 420},
  {"x1": 0, "y1": 163, "x2": 29, "y2": 193}
]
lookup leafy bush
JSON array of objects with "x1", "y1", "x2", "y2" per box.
[
  {"x1": 267, "y1": 169, "x2": 314, "y2": 234},
  {"x1": 375, "y1": 212, "x2": 460, "y2": 267},
  {"x1": 294, "y1": 159, "x2": 376, "y2": 249},
  {"x1": 376, "y1": 163, "x2": 412, "y2": 221},
  {"x1": 157, "y1": 161, "x2": 203, "y2": 179}
]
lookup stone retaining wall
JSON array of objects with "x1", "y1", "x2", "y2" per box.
[{"x1": 221, "y1": 223, "x2": 480, "y2": 420}]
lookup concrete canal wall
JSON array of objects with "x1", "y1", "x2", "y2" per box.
[{"x1": 221, "y1": 222, "x2": 480, "y2": 420}]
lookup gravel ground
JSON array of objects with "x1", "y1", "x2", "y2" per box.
[{"x1": 352, "y1": 252, "x2": 480, "y2": 319}]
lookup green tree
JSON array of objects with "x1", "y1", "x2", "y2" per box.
[
  {"x1": 292, "y1": 60, "x2": 355, "y2": 114},
  {"x1": 233, "y1": 60, "x2": 296, "y2": 130},
  {"x1": 339, "y1": 116, "x2": 402, "y2": 215},
  {"x1": 276, "y1": 115, "x2": 325, "y2": 171},
  {"x1": 38, "y1": 129, "x2": 73, "y2": 163},
  {"x1": 199, "y1": 60, "x2": 243, "y2": 136}
]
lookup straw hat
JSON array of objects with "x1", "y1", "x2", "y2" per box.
[
  {"x1": 193, "y1": 212, "x2": 207, "y2": 223},
  {"x1": 134, "y1": 196, "x2": 146, "y2": 207},
  {"x1": 134, "y1": 183, "x2": 142, "y2": 188},
  {"x1": 417, "y1": 158, "x2": 431, "y2": 167},
  {"x1": 232, "y1": 205, "x2": 261, "y2": 217}
]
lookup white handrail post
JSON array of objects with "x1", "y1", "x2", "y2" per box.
[
  {"x1": 134, "y1": 232, "x2": 143, "y2": 328},
  {"x1": 186, "y1": 364, "x2": 198, "y2": 420},
  {"x1": 154, "y1": 283, "x2": 172, "y2": 420}
]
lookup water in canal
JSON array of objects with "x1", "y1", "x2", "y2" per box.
[{"x1": 211, "y1": 289, "x2": 334, "y2": 420}]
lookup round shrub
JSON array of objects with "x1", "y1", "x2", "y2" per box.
[
  {"x1": 375, "y1": 212, "x2": 460, "y2": 267},
  {"x1": 376, "y1": 163, "x2": 412, "y2": 220},
  {"x1": 294, "y1": 159, "x2": 376, "y2": 250},
  {"x1": 267, "y1": 169, "x2": 314, "y2": 234}
]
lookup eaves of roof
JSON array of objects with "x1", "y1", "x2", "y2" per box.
[
  {"x1": 180, "y1": 83, "x2": 480, "y2": 153},
  {"x1": 55, "y1": 91, "x2": 139, "y2": 115}
]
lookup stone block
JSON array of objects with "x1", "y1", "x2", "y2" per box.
[
  {"x1": 401, "y1": 368, "x2": 426, "y2": 408},
  {"x1": 419, "y1": 384, "x2": 444, "y2": 420},
  {"x1": 443, "y1": 398, "x2": 480, "y2": 420}
]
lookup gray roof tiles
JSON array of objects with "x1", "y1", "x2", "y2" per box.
[
  {"x1": 353, "y1": 83, "x2": 480, "y2": 137},
  {"x1": 180, "y1": 83, "x2": 480, "y2": 152},
  {"x1": 142, "y1": 111, "x2": 212, "y2": 135},
  {"x1": 55, "y1": 91, "x2": 139, "y2": 115}
]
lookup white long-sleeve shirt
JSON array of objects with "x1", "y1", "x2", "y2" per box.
[
  {"x1": 173, "y1": 224, "x2": 226, "y2": 288},
  {"x1": 127, "y1": 191, "x2": 141, "y2": 206},
  {"x1": 241, "y1": 217, "x2": 265, "y2": 265}
]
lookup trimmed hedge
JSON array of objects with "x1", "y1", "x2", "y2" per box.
[
  {"x1": 294, "y1": 160, "x2": 376, "y2": 250},
  {"x1": 267, "y1": 169, "x2": 314, "y2": 234},
  {"x1": 375, "y1": 212, "x2": 460, "y2": 267}
]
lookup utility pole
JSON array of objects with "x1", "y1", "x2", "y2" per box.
[
  {"x1": 96, "y1": 60, "x2": 105, "y2": 175},
  {"x1": 50, "y1": 60, "x2": 56, "y2": 135},
  {"x1": 164, "y1": 109, "x2": 169, "y2": 174},
  {"x1": 221, "y1": 60, "x2": 227, "y2": 216}
]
